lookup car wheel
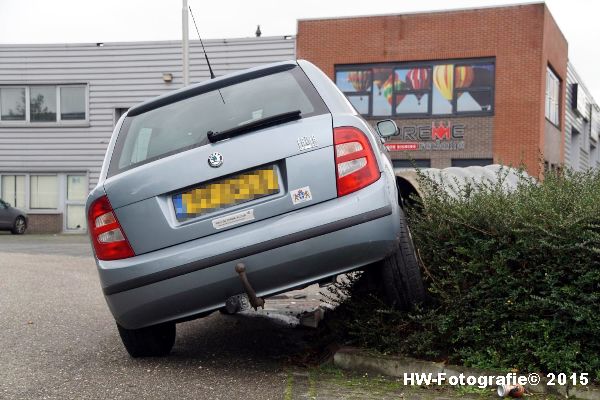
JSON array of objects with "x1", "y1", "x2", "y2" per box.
[
  {"x1": 370, "y1": 207, "x2": 426, "y2": 310},
  {"x1": 117, "y1": 322, "x2": 176, "y2": 357},
  {"x1": 11, "y1": 216, "x2": 26, "y2": 235}
]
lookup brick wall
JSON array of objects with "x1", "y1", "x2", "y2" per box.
[
  {"x1": 27, "y1": 214, "x2": 62, "y2": 234},
  {"x1": 297, "y1": 3, "x2": 568, "y2": 176}
]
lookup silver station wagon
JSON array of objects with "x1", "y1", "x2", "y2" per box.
[{"x1": 87, "y1": 60, "x2": 425, "y2": 357}]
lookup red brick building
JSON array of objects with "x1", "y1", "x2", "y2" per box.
[{"x1": 297, "y1": 3, "x2": 568, "y2": 176}]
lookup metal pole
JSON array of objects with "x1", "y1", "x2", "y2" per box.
[{"x1": 182, "y1": 0, "x2": 190, "y2": 86}]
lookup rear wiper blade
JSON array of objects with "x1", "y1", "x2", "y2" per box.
[{"x1": 207, "y1": 110, "x2": 301, "y2": 143}]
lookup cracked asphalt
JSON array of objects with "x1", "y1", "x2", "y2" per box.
[{"x1": 0, "y1": 234, "x2": 497, "y2": 399}]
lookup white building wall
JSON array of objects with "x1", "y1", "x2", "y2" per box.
[
  {"x1": 0, "y1": 37, "x2": 296, "y2": 190},
  {"x1": 564, "y1": 62, "x2": 599, "y2": 170},
  {"x1": 0, "y1": 37, "x2": 295, "y2": 231}
]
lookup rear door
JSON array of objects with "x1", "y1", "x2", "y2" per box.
[
  {"x1": 103, "y1": 64, "x2": 337, "y2": 255},
  {"x1": 0, "y1": 201, "x2": 10, "y2": 228}
]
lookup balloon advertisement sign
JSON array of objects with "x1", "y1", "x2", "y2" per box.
[{"x1": 336, "y1": 61, "x2": 494, "y2": 117}]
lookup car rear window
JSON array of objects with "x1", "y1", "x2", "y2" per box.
[{"x1": 108, "y1": 66, "x2": 328, "y2": 177}]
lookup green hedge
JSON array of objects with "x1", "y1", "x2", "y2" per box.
[{"x1": 322, "y1": 168, "x2": 600, "y2": 377}]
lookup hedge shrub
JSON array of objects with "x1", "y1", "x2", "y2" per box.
[{"x1": 322, "y1": 168, "x2": 600, "y2": 377}]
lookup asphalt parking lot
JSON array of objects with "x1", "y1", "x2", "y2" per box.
[
  {"x1": 0, "y1": 234, "x2": 490, "y2": 399},
  {"x1": 0, "y1": 234, "x2": 319, "y2": 399}
]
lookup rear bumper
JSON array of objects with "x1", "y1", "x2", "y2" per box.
[{"x1": 98, "y1": 177, "x2": 400, "y2": 329}]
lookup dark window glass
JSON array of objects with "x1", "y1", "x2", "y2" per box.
[
  {"x1": 392, "y1": 159, "x2": 431, "y2": 168},
  {"x1": 456, "y1": 90, "x2": 493, "y2": 112},
  {"x1": 455, "y1": 63, "x2": 494, "y2": 113},
  {"x1": 451, "y1": 158, "x2": 493, "y2": 167},
  {"x1": 30, "y1": 86, "x2": 57, "y2": 122},
  {"x1": 0, "y1": 88, "x2": 26, "y2": 121},
  {"x1": 60, "y1": 86, "x2": 86, "y2": 120},
  {"x1": 468, "y1": 64, "x2": 494, "y2": 87},
  {"x1": 110, "y1": 67, "x2": 327, "y2": 176}
]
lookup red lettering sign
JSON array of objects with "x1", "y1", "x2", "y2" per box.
[
  {"x1": 431, "y1": 122, "x2": 451, "y2": 140},
  {"x1": 385, "y1": 143, "x2": 418, "y2": 151}
]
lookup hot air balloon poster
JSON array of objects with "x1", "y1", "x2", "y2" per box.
[
  {"x1": 455, "y1": 64, "x2": 494, "y2": 112},
  {"x1": 372, "y1": 68, "x2": 393, "y2": 116},
  {"x1": 394, "y1": 68, "x2": 429, "y2": 114},
  {"x1": 335, "y1": 70, "x2": 372, "y2": 93},
  {"x1": 335, "y1": 70, "x2": 372, "y2": 114},
  {"x1": 432, "y1": 64, "x2": 454, "y2": 114}
]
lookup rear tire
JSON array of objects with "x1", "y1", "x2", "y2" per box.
[
  {"x1": 11, "y1": 216, "x2": 26, "y2": 235},
  {"x1": 117, "y1": 322, "x2": 176, "y2": 357},
  {"x1": 367, "y1": 207, "x2": 426, "y2": 310}
]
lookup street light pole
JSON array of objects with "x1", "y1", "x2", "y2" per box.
[{"x1": 182, "y1": 0, "x2": 190, "y2": 86}]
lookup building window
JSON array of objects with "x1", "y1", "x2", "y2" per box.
[
  {"x1": 1, "y1": 175, "x2": 26, "y2": 208},
  {"x1": 30, "y1": 175, "x2": 59, "y2": 209},
  {"x1": 335, "y1": 69, "x2": 372, "y2": 114},
  {"x1": 454, "y1": 63, "x2": 494, "y2": 113},
  {"x1": 0, "y1": 85, "x2": 87, "y2": 124},
  {"x1": 394, "y1": 67, "x2": 431, "y2": 115},
  {"x1": 30, "y1": 86, "x2": 57, "y2": 122},
  {"x1": 61, "y1": 87, "x2": 87, "y2": 120},
  {"x1": 335, "y1": 58, "x2": 495, "y2": 117},
  {"x1": 0, "y1": 87, "x2": 26, "y2": 121},
  {"x1": 451, "y1": 158, "x2": 493, "y2": 167},
  {"x1": 392, "y1": 159, "x2": 431, "y2": 169},
  {"x1": 432, "y1": 64, "x2": 453, "y2": 115},
  {"x1": 545, "y1": 67, "x2": 560, "y2": 126}
]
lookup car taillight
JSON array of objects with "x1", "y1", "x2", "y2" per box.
[
  {"x1": 334, "y1": 126, "x2": 381, "y2": 196},
  {"x1": 87, "y1": 195, "x2": 134, "y2": 261}
]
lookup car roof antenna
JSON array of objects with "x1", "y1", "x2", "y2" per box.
[
  {"x1": 189, "y1": 6, "x2": 216, "y2": 80},
  {"x1": 188, "y1": 6, "x2": 225, "y2": 104}
]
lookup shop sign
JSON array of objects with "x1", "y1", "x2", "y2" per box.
[{"x1": 385, "y1": 121, "x2": 465, "y2": 151}]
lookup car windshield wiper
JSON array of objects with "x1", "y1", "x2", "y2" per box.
[{"x1": 207, "y1": 110, "x2": 302, "y2": 143}]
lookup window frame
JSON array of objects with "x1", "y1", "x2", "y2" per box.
[
  {"x1": 0, "y1": 84, "x2": 89, "y2": 127},
  {"x1": 335, "y1": 68, "x2": 373, "y2": 115},
  {"x1": 393, "y1": 66, "x2": 432, "y2": 118},
  {"x1": 29, "y1": 174, "x2": 59, "y2": 210},
  {"x1": 335, "y1": 58, "x2": 495, "y2": 119},
  {"x1": 545, "y1": 66, "x2": 560, "y2": 127},
  {"x1": 0, "y1": 174, "x2": 26, "y2": 209},
  {"x1": 0, "y1": 86, "x2": 28, "y2": 124},
  {"x1": 453, "y1": 61, "x2": 495, "y2": 116}
]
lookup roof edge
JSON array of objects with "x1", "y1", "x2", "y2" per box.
[{"x1": 298, "y1": 2, "x2": 544, "y2": 22}]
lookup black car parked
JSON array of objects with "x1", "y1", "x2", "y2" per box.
[{"x1": 0, "y1": 199, "x2": 27, "y2": 234}]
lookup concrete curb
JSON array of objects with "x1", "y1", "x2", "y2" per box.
[{"x1": 333, "y1": 347, "x2": 600, "y2": 399}]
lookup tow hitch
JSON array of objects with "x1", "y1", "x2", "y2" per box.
[{"x1": 234, "y1": 263, "x2": 265, "y2": 310}]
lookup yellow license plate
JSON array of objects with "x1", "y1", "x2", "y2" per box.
[{"x1": 173, "y1": 167, "x2": 279, "y2": 221}]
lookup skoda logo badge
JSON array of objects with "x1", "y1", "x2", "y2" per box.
[{"x1": 207, "y1": 152, "x2": 223, "y2": 168}]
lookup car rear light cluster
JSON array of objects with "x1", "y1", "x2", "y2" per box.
[
  {"x1": 333, "y1": 126, "x2": 381, "y2": 196},
  {"x1": 87, "y1": 195, "x2": 134, "y2": 261}
]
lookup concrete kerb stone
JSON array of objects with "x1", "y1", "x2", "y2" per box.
[
  {"x1": 333, "y1": 347, "x2": 600, "y2": 399},
  {"x1": 333, "y1": 347, "x2": 444, "y2": 378},
  {"x1": 570, "y1": 387, "x2": 600, "y2": 400}
]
